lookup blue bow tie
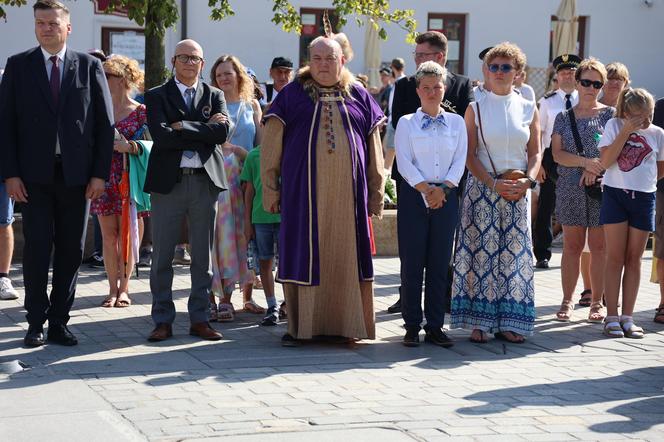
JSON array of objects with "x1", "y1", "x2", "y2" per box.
[{"x1": 421, "y1": 113, "x2": 446, "y2": 130}]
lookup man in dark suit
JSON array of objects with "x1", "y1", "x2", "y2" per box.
[
  {"x1": 388, "y1": 30, "x2": 474, "y2": 314},
  {"x1": 144, "y1": 39, "x2": 230, "y2": 342},
  {"x1": 0, "y1": 0, "x2": 114, "y2": 347}
]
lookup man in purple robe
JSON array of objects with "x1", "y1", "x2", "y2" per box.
[{"x1": 261, "y1": 37, "x2": 385, "y2": 346}]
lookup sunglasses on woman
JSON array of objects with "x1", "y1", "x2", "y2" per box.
[
  {"x1": 487, "y1": 63, "x2": 514, "y2": 73},
  {"x1": 578, "y1": 79, "x2": 604, "y2": 89}
]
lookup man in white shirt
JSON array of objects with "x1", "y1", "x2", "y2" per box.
[{"x1": 533, "y1": 53, "x2": 581, "y2": 268}]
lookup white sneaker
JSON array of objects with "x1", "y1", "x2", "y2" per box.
[{"x1": 0, "y1": 277, "x2": 19, "y2": 300}]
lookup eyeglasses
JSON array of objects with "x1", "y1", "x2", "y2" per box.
[
  {"x1": 487, "y1": 63, "x2": 514, "y2": 73},
  {"x1": 175, "y1": 54, "x2": 203, "y2": 64},
  {"x1": 578, "y1": 79, "x2": 604, "y2": 89},
  {"x1": 413, "y1": 51, "x2": 442, "y2": 60}
]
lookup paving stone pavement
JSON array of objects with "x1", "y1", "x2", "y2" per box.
[{"x1": 1, "y1": 249, "x2": 663, "y2": 441}]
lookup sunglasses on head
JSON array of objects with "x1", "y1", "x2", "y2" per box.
[
  {"x1": 578, "y1": 79, "x2": 604, "y2": 89},
  {"x1": 487, "y1": 63, "x2": 514, "y2": 73}
]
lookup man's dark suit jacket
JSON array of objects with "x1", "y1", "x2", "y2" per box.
[
  {"x1": 144, "y1": 78, "x2": 230, "y2": 194},
  {"x1": 0, "y1": 47, "x2": 114, "y2": 185},
  {"x1": 390, "y1": 71, "x2": 475, "y2": 181}
]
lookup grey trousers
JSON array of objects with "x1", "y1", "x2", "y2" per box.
[{"x1": 150, "y1": 173, "x2": 220, "y2": 325}]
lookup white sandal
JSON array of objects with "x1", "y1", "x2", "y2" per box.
[{"x1": 620, "y1": 319, "x2": 644, "y2": 339}]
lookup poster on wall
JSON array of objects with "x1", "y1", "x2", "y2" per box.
[{"x1": 109, "y1": 30, "x2": 145, "y2": 69}]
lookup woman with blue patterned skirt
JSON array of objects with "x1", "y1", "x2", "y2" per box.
[{"x1": 450, "y1": 42, "x2": 542, "y2": 343}]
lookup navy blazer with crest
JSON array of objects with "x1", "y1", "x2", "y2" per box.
[
  {"x1": 143, "y1": 77, "x2": 230, "y2": 194},
  {"x1": 0, "y1": 47, "x2": 114, "y2": 186}
]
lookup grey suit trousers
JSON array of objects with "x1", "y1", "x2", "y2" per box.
[{"x1": 150, "y1": 173, "x2": 220, "y2": 325}]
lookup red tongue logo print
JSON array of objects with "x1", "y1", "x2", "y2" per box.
[{"x1": 617, "y1": 133, "x2": 652, "y2": 172}]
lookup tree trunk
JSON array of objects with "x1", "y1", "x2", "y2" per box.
[{"x1": 144, "y1": 0, "x2": 168, "y2": 90}]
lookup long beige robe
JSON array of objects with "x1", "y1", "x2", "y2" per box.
[{"x1": 261, "y1": 100, "x2": 384, "y2": 340}]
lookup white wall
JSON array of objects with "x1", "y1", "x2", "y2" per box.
[{"x1": 2, "y1": 0, "x2": 663, "y2": 96}]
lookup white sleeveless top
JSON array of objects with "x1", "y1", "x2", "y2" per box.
[{"x1": 472, "y1": 91, "x2": 536, "y2": 174}]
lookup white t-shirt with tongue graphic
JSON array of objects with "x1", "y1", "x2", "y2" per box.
[{"x1": 599, "y1": 118, "x2": 664, "y2": 193}]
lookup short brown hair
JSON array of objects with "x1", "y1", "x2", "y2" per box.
[
  {"x1": 575, "y1": 58, "x2": 607, "y2": 83},
  {"x1": 415, "y1": 31, "x2": 448, "y2": 53},
  {"x1": 606, "y1": 62, "x2": 630, "y2": 83},
  {"x1": 485, "y1": 42, "x2": 527, "y2": 72},
  {"x1": 616, "y1": 88, "x2": 655, "y2": 120},
  {"x1": 33, "y1": 0, "x2": 69, "y2": 15}
]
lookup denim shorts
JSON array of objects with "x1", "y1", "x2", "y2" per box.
[
  {"x1": 254, "y1": 223, "x2": 280, "y2": 260},
  {"x1": 600, "y1": 185, "x2": 655, "y2": 232},
  {"x1": 0, "y1": 183, "x2": 15, "y2": 227}
]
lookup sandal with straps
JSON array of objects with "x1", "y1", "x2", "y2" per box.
[
  {"x1": 243, "y1": 299, "x2": 266, "y2": 314},
  {"x1": 621, "y1": 319, "x2": 645, "y2": 339},
  {"x1": 101, "y1": 293, "x2": 117, "y2": 308},
  {"x1": 654, "y1": 304, "x2": 664, "y2": 324},
  {"x1": 578, "y1": 289, "x2": 593, "y2": 307},
  {"x1": 555, "y1": 300, "x2": 574, "y2": 322},
  {"x1": 603, "y1": 321, "x2": 624, "y2": 338},
  {"x1": 217, "y1": 303, "x2": 235, "y2": 322},
  {"x1": 587, "y1": 301, "x2": 605, "y2": 323}
]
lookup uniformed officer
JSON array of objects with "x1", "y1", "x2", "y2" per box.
[
  {"x1": 533, "y1": 53, "x2": 582, "y2": 269},
  {"x1": 473, "y1": 46, "x2": 494, "y2": 101}
]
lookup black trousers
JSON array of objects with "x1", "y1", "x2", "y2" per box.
[
  {"x1": 398, "y1": 182, "x2": 458, "y2": 331},
  {"x1": 534, "y1": 148, "x2": 557, "y2": 261},
  {"x1": 22, "y1": 164, "x2": 89, "y2": 326}
]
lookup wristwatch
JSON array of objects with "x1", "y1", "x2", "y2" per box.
[{"x1": 526, "y1": 176, "x2": 537, "y2": 189}]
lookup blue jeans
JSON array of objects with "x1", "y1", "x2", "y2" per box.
[{"x1": 0, "y1": 183, "x2": 15, "y2": 227}]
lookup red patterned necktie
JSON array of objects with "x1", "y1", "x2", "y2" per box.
[{"x1": 49, "y1": 55, "x2": 60, "y2": 105}]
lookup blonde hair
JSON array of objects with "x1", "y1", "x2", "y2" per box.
[
  {"x1": 606, "y1": 62, "x2": 631, "y2": 84},
  {"x1": 575, "y1": 57, "x2": 607, "y2": 83},
  {"x1": 103, "y1": 55, "x2": 144, "y2": 92},
  {"x1": 415, "y1": 60, "x2": 448, "y2": 86},
  {"x1": 485, "y1": 42, "x2": 527, "y2": 72},
  {"x1": 209, "y1": 54, "x2": 254, "y2": 102},
  {"x1": 616, "y1": 88, "x2": 655, "y2": 120},
  {"x1": 333, "y1": 33, "x2": 354, "y2": 62}
]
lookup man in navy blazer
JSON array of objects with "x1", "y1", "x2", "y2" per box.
[{"x1": 0, "y1": 0, "x2": 114, "y2": 347}]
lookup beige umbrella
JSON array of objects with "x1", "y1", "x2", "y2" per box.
[
  {"x1": 364, "y1": 18, "x2": 381, "y2": 89},
  {"x1": 552, "y1": 0, "x2": 578, "y2": 57}
]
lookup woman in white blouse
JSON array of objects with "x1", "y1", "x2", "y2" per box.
[
  {"x1": 450, "y1": 43, "x2": 542, "y2": 344},
  {"x1": 395, "y1": 61, "x2": 467, "y2": 348}
]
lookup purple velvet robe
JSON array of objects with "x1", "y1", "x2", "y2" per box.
[{"x1": 264, "y1": 80, "x2": 384, "y2": 286}]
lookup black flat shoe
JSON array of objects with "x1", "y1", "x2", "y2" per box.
[
  {"x1": 535, "y1": 259, "x2": 550, "y2": 269},
  {"x1": 24, "y1": 325, "x2": 45, "y2": 347},
  {"x1": 424, "y1": 328, "x2": 454, "y2": 348},
  {"x1": 47, "y1": 324, "x2": 78, "y2": 346},
  {"x1": 402, "y1": 328, "x2": 420, "y2": 347},
  {"x1": 387, "y1": 298, "x2": 402, "y2": 314},
  {"x1": 281, "y1": 333, "x2": 300, "y2": 347}
]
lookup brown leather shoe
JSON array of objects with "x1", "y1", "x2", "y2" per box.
[
  {"x1": 189, "y1": 322, "x2": 223, "y2": 340},
  {"x1": 147, "y1": 323, "x2": 173, "y2": 342}
]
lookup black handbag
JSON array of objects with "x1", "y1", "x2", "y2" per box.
[{"x1": 568, "y1": 108, "x2": 603, "y2": 201}]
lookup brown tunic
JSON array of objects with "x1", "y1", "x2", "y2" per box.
[{"x1": 261, "y1": 98, "x2": 384, "y2": 340}]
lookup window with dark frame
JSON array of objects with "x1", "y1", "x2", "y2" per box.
[
  {"x1": 299, "y1": 8, "x2": 340, "y2": 68},
  {"x1": 426, "y1": 13, "x2": 467, "y2": 75}
]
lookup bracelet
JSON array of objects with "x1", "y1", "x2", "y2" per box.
[{"x1": 128, "y1": 140, "x2": 138, "y2": 155}]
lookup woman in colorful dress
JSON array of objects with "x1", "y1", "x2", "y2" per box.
[
  {"x1": 451, "y1": 42, "x2": 542, "y2": 344},
  {"x1": 599, "y1": 88, "x2": 664, "y2": 338},
  {"x1": 552, "y1": 58, "x2": 613, "y2": 323},
  {"x1": 93, "y1": 55, "x2": 148, "y2": 308},
  {"x1": 209, "y1": 55, "x2": 263, "y2": 322}
]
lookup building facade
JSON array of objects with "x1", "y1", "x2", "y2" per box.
[{"x1": 1, "y1": 0, "x2": 663, "y2": 97}]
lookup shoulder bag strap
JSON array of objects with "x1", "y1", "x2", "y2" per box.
[
  {"x1": 568, "y1": 108, "x2": 585, "y2": 156},
  {"x1": 476, "y1": 102, "x2": 499, "y2": 176}
]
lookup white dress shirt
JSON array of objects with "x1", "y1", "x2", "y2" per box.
[
  {"x1": 41, "y1": 45, "x2": 66, "y2": 155},
  {"x1": 395, "y1": 108, "x2": 468, "y2": 188},
  {"x1": 175, "y1": 78, "x2": 204, "y2": 168},
  {"x1": 539, "y1": 88, "x2": 579, "y2": 149}
]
